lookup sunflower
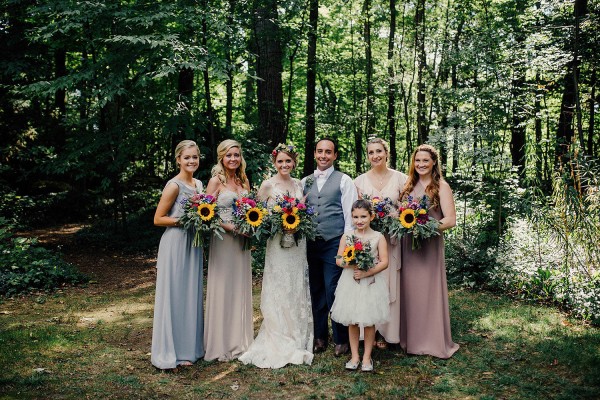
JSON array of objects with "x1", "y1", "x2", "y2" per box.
[
  {"x1": 343, "y1": 245, "x2": 356, "y2": 263},
  {"x1": 197, "y1": 203, "x2": 216, "y2": 222},
  {"x1": 399, "y1": 208, "x2": 417, "y2": 229},
  {"x1": 282, "y1": 213, "x2": 300, "y2": 230},
  {"x1": 245, "y1": 207, "x2": 265, "y2": 227}
]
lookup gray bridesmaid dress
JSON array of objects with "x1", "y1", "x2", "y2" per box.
[{"x1": 151, "y1": 179, "x2": 204, "y2": 369}]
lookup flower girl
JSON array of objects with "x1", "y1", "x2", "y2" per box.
[{"x1": 330, "y1": 199, "x2": 389, "y2": 372}]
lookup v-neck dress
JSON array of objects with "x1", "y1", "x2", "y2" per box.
[
  {"x1": 204, "y1": 189, "x2": 253, "y2": 361},
  {"x1": 354, "y1": 169, "x2": 407, "y2": 343},
  {"x1": 399, "y1": 184, "x2": 459, "y2": 359}
]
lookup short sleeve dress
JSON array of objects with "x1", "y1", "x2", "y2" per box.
[
  {"x1": 330, "y1": 231, "x2": 390, "y2": 327},
  {"x1": 354, "y1": 169, "x2": 407, "y2": 342}
]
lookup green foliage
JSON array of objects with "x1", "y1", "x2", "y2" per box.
[{"x1": 0, "y1": 219, "x2": 86, "y2": 296}]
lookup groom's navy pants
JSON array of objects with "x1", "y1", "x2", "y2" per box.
[{"x1": 307, "y1": 235, "x2": 349, "y2": 345}]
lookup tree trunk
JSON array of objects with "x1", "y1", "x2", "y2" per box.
[
  {"x1": 201, "y1": 0, "x2": 217, "y2": 160},
  {"x1": 588, "y1": 68, "x2": 596, "y2": 156},
  {"x1": 415, "y1": 0, "x2": 427, "y2": 144},
  {"x1": 510, "y1": 71, "x2": 526, "y2": 179},
  {"x1": 386, "y1": 0, "x2": 398, "y2": 169},
  {"x1": 54, "y1": 48, "x2": 67, "y2": 151},
  {"x1": 225, "y1": 0, "x2": 235, "y2": 137},
  {"x1": 304, "y1": 0, "x2": 318, "y2": 177},
  {"x1": 357, "y1": 0, "x2": 374, "y2": 174},
  {"x1": 254, "y1": 0, "x2": 286, "y2": 147},
  {"x1": 535, "y1": 72, "x2": 543, "y2": 182}
]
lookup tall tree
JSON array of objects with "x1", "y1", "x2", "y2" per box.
[
  {"x1": 415, "y1": 0, "x2": 428, "y2": 144},
  {"x1": 304, "y1": 0, "x2": 318, "y2": 177},
  {"x1": 253, "y1": 0, "x2": 286, "y2": 147},
  {"x1": 386, "y1": 0, "x2": 398, "y2": 169}
]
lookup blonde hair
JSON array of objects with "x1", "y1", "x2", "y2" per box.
[
  {"x1": 400, "y1": 144, "x2": 443, "y2": 208},
  {"x1": 211, "y1": 139, "x2": 248, "y2": 186},
  {"x1": 367, "y1": 137, "x2": 390, "y2": 166},
  {"x1": 174, "y1": 140, "x2": 200, "y2": 163}
]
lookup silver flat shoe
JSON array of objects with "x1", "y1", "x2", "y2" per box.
[
  {"x1": 345, "y1": 360, "x2": 360, "y2": 370},
  {"x1": 361, "y1": 359, "x2": 374, "y2": 372}
]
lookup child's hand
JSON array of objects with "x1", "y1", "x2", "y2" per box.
[{"x1": 353, "y1": 268, "x2": 368, "y2": 281}]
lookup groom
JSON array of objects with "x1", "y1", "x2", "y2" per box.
[{"x1": 303, "y1": 137, "x2": 357, "y2": 356}]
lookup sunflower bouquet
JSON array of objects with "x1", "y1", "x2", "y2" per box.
[
  {"x1": 361, "y1": 194, "x2": 394, "y2": 232},
  {"x1": 179, "y1": 192, "x2": 225, "y2": 247},
  {"x1": 231, "y1": 193, "x2": 269, "y2": 241},
  {"x1": 266, "y1": 195, "x2": 317, "y2": 248},
  {"x1": 336, "y1": 235, "x2": 375, "y2": 272},
  {"x1": 385, "y1": 195, "x2": 440, "y2": 250}
]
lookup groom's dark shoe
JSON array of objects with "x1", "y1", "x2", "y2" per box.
[
  {"x1": 313, "y1": 338, "x2": 327, "y2": 353},
  {"x1": 334, "y1": 343, "x2": 349, "y2": 357}
]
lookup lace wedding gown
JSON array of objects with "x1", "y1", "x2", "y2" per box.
[{"x1": 239, "y1": 178, "x2": 314, "y2": 368}]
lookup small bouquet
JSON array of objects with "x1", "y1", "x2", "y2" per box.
[
  {"x1": 267, "y1": 195, "x2": 317, "y2": 248},
  {"x1": 231, "y1": 193, "x2": 269, "y2": 243},
  {"x1": 179, "y1": 192, "x2": 225, "y2": 247},
  {"x1": 361, "y1": 195, "x2": 394, "y2": 232},
  {"x1": 385, "y1": 195, "x2": 440, "y2": 249},
  {"x1": 336, "y1": 235, "x2": 375, "y2": 272}
]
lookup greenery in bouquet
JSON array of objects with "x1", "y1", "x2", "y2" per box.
[
  {"x1": 231, "y1": 193, "x2": 269, "y2": 240},
  {"x1": 361, "y1": 194, "x2": 394, "y2": 232},
  {"x1": 385, "y1": 195, "x2": 440, "y2": 249},
  {"x1": 336, "y1": 235, "x2": 375, "y2": 271},
  {"x1": 179, "y1": 192, "x2": 225, "y2": 247},
  {"x1": 267, "y1": 195, "x2": 318, "y2": 241}
]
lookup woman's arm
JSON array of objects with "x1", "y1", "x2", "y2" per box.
[
  {"x1": 153, "y1": 182, "x2": 180, "y2": 227},
  {"x1": 438, "y1": 180, "x2": 456, "y2": 231}
]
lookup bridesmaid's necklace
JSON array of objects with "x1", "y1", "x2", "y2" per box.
[{"x1": 371, "y1": 169, "x2": 390, "y2": 186}]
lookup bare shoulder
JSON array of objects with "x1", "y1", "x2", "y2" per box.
[{"x1": 440, "y1": 179, "x2": 453, "y2": 192}]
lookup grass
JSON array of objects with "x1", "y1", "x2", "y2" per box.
[{"x1": 0, "y1": 283, "x2": 599, "y2": 399}]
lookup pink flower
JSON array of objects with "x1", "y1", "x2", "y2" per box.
[{"x1": 354, "y1": 241, "x2": 363, "y2": 251}]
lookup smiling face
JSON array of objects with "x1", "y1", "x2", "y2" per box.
[
  {"x1": 177, "y1": 146, "x2": 200, "y2": 174},
  {"x1": 274, "y1": 151, "x2": 295, "y2": 177},
  {"x1": 367, "y1": 142, "x2": 388, "y2": 168},
  {"x1": 222, "y1": 146, "x2": 242, "y2": 173},
  {"x1": 314, "y1": 139, "x2": 337, "y2": 171},
  {"x1": 414, "y1": 150, "x2": 435, "y2": 177},
  {"x1": 352, "y1": 206, "x2": 374, "y2": 231}
]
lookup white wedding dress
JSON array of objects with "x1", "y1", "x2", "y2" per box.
[{"x1": 239, "y1": 178, "x2": 314, "y2": 368}]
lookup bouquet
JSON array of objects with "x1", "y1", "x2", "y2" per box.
[
  {"x1": 385, "y1": 195, "x2": 440, "y2": 249},
  {"x1": 267, "y1": 195, "x2": 317, "y2": 248},
  {"x1": 179, "y1": 192, "x2": 225, "y2": 247},
  {"x1": 361, "y1": 195, "x2": 394, "y2": 232},
  {"x1": 231, "y1": 193, "x2": 269, "y2": 243},
  {"x1": 336, "y1": 235, "x2": 375, "y2": 272}
]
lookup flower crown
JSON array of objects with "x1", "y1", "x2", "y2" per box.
[{"x1": 271, "y1": 143, "x2": 297, "y2": 157}]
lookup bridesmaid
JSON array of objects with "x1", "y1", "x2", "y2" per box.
[
  {"x1": 204, "y1": 139, "x2": 254, "y2": 361},
  {"x1": 151, "y1": 140, "x2": 204, "y2": 369},
  {"x1": 399, "y1": 144, "x2": 459, "y2": 359},
  {"x1": 354, "y1": 138, "x2": 407, "y2": 349}
]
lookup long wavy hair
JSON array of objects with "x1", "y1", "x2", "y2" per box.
[
  {"x1": 400, "y1": 144, "x2": 443, "y2": 208},
  {"x1": 211, "y1": 139, "x2": 248, "y2": 187}
]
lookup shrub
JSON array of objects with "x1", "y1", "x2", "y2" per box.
[{"x1": 0, "y1": 218, "x2": 87, "y2": 296}]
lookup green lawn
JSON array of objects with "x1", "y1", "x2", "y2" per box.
[{"x1": 1, "y1": 282, "x2": 598, "y2": 399}]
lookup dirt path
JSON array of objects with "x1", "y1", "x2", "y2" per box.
[{"x1": 24, "y1": 224, "x2": 157, "y2": 293}]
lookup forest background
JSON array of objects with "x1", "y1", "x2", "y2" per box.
[{"x1": 1, "y1": 0, "x2": 599, "y2": 324}]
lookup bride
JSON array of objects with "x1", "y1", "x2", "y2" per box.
[{"x1": 238, "y1": 144, "x2": 314, "y2": 368}]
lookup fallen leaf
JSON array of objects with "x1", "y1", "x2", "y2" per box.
[{"x1": 33, "y1": 368, "x2": 51, "y2": 374}]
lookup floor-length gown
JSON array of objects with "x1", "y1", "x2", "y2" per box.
[
  {"x1": 354, "y1": 170, "x2": 407, "y2": 343},
  {"x1": 239, "y1": 179, "x2": 314, "y2": 368},
  {"x1": 204, "y1": 189, "x2": 253, "y2": 361},
  {"x1": 399, "y1": 183, "x2": 459, "y2": 359},
  {"x1": 151, "y1": 178, "x2": 204, "y2": 369}
]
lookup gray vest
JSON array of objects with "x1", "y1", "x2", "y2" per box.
[{"x1": 304, "y1": 170, "x2": 345, "y2": 241}]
